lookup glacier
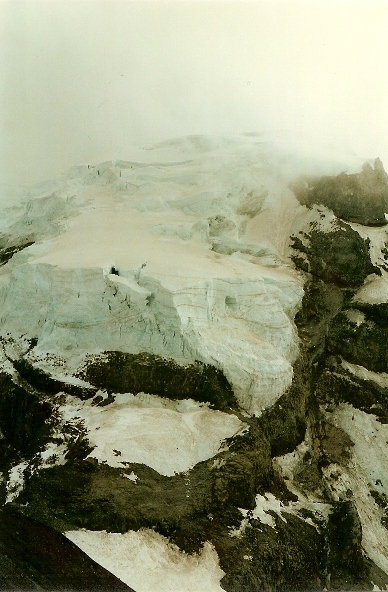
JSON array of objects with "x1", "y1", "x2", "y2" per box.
[
  {"x1": 0, "y1": 135, "x2": 307, "y2": 415},
  {"x1": 0, "y1": 135, "x2": 387, "y2": 592}
]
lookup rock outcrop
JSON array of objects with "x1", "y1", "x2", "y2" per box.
[
  {"x1": 293, "y1": 158, "x2": 388, "y2": 226},
  {"x1": 0, "y1": 137, "x2": 387, "y2": 591}
]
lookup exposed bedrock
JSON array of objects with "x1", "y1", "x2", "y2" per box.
[
  {"x1": 0, "y1": 240, "x2": 35, "y2": 267},
  {"x1": 17, "y1": 418, "x2": 271, "y2": 536},
  {"x1": 214, "y1": 512, "x2": 325, "y2": 592},
  {"x1": 79, "y1": 351, "x2": 237, "y2": 411},
  {"x1": 316, "y1": 360, "x2": 388, "y2": 422},
  {"x1": 291, "y1": 221, "x2": 380, "y2": 287},
  {"x1": 326, "y1": 311, "x2": 388, "y2": 374},
  {"x1": 326, "y1": 501, "x2": 368, "y2": 585},
  {"x1": 288, "y1": 209, "x2": 388, "y2": 588},
  {"x1": 351, "y1": 301, "x2": 388, "y2": 325},
  {"x1": 0, "y1": 372, "x2": 53, "y2": 459},
  {"x1": 0, "y1": 506, "x2": 133, "y2": 591},
  {"x1": 293, "y1": 158, "x2": 388, "y2": 226},
  {"x1": 13, "y1": 356, "x2": 97, "y2": 399}
]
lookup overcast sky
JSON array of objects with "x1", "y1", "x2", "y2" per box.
[{"x1": 1, "y1": 0, "x2": 388, "y2": 186}]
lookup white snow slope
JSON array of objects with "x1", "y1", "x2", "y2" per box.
[
  {"x1": 59, "y1": 393, "x2": 245, "y2": 476},
  {"x1": 65, "y1": 528, "x2": 225, "y2": 592},
  {"x1": 0, "y1": 135, "x2": 308, "y2": 414}
]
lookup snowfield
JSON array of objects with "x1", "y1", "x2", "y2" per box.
[
  {"x1": 65, "y1": 528, "x2": 225, "y2": 592},
  {"x1": 59, "y1": 393, "x2": 245, "y2": 476}
]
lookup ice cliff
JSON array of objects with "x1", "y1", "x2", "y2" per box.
[
  {"x1": 0, "y1": 135, "x2": 387, "y2": 592},
  {"x1": 0, "y1": 135, "x2": 306, "y2": 414}
]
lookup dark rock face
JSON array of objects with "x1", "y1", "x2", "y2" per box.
[
  {"x1": 316, "y1": 363, "x2": 388, "y2": 423},
  {"x1": 326, "y1": 501, "x2": 366, "y2": 587},
  {"x1": 327, "y1": 312, "x2": 388, "y2": 373},
  {"x1": 215, "y1": 513, "x2": 326, "y2": 592},
  {"x1": 0, "y1": 507, "x2": 132, "y2": 591},
  {"x1": 291, "y1": 216, "x2": 388, "y2": 419},
  {"x1": 0, "y1": 241, "x2": 34, "y2": 266},
  {"x1": 352, "y1": 300, "x2": 388, "y2": 326},
  {"x1": 293, "y1": 158, "x2": 388, "y2": 226},
  {"x1": 17, "y1": 414, "x2": 272, "y2": 537},
  {"x1": 370, "y1": 490, "x2": 388, "y2": 529},
  {"x1": 80, "y1": 351, "x2": 237, "y2": 411},
  {"x1": 291, "y1": 222, "x2": 380, "y2": 287},
  {"x1": 288, "y1": 213, "x2": 388, "y2": 590},
  {"x1": 0, "y1": 372, "x2": 53, "y2": 457}
]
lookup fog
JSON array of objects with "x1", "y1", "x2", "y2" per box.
[{"x1": 1, "y1": 0, "x2": 388, "y2": 187}]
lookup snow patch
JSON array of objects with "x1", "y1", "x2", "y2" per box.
[
  {"x1": 347, "y1": 221, "x2": 388, "y2": 268},
  {"x1": 345, "y1": 308, "x2": 366, "y2": 326},
  {"x1": 39, "y1": 441, "x2": 68, "y2": 469},
  {"x1": 231, "y1": 487, "x2": 331, "y2": 536},
  {"x1": 58, "y1": 393, "x2": 245, "y2": 476},
  {"x1": 341, "y1": 359, "x2": 388, "y2": 389},
  {"x1": 122, "y1": 471, "x2": 138, "y2": 483},
  {"x1": 5, "y1": 461, "x2": 28, "y2": 503},
  {"x1": 65, "y1": 528, "x2": 225, "y2": 592},
  {"x1": 353, "y1": 273, "x2": 388, "y2": 305},
  {"x1": 252, "y1": 492, "x2": 287, "y2": 528},
  {"x1": 324, "y1": 404, "x2": 388, "y2": 574}
]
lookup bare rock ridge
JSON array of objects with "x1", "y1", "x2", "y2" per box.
[
  {"x1": 293, "y1": 157, "x2": 388, "y2": 226},
  {"x1": 0, "y1": 138, "x2": 387, "y2": 591}
]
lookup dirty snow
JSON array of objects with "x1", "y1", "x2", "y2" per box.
[
  {"x1": 58, "y1": 392, "x2": 245, "y2": 476},
  {"x1": 323, "y1": 404, "x2": 388, "y2": 574},
  {"x1": 65, "y1": 528, "x2": 225, "y2": 592},
  {"x1": 345, "y1": 308, "x2": 366, "y2": 326},
  {"x1": 230, "y1": 487, "x2": 331, "y2": 536},
  {"x1": 251, "y1": 492, "x2": 331, "y2": 531},
  {"x1": 252, "y1": 492, "x2": 287, "y2": 528}
]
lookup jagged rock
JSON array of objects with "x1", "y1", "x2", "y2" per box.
[
  {"x1": 352, "y1": 301, "x2": 388, "y2": 326},
  {"x1": 316, "y1": 365, "x2": 388, "y2": 422},
  {"x1": 293, "y1": 158, "x2": 388, "y2": 226},
  {"x1": 215, "y1": 513, "x2": 325, "y2": 592},
  {"x1": 327, "y1": 312, "x2": 388, "y2": 373},
  {"x1": 17, "y1": 414, "x2": 272, "y2": 535},
  {"x1": 13, "y1": 357, "x2": 97, "y2": 399},
  {"x1": 0, "y1": 241, "x2": 34, "y2": 266},
  {"x1": 315, "y1": 422, "x2": 354, "y2": 466},
  {"x1": 291, "y1": 222, "x2": 380, "y2": 287}
]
